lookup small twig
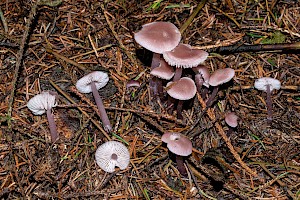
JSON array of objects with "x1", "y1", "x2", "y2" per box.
[
  {"x1": 7, "y1": 0, "x2": 40, "y2": 130},
  {"x1": 215, "y1": 122, "x2": 257, "y2": 177},
  {"x1": 0, "y1": 6, "x2": 8, "y2": 33},
  {"x1": 100, "y1": 4, "x2": 138, "y2": 69},
  {"x1": 44, "y1": 46, "x2": 87, "y2": 72},
  {"x1": 185, "y1": 161, "x2": 217, "y2": 200},
  {"x1": 179, "y1": 0, "x2": 208, "y2": 34}
]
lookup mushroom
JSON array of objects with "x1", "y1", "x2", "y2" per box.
[
  {"x1": 166, "y1": 77, "x2": 197, "y2": 119},
  {"x1": 254, "y1": 77, "x2": 281, "y2": 123},
  {"x1": 193, "y1": 64, "x2": 210, "y2": 98},
  {"x1": 134, "y1": 21, "x2": 181, "y2": 99},
  {"x1": 206, "y1": 68, "x2": 235, "y2": 107},
  {"x1": 225, "y1": 112, "x2": 239, "y2": 134},
  {"x1": 95, "y1": 141, "x2": 130, "y2": 173},
  {"x1": 163, "y1": 44, "x2": 209, "y2": 81},
  {"x1": 27, "y1": 91, "x2": 58, "y2": 143},
  {"x1": 76, "y1": 71, "x2": 112, "y2": 132},
  {"x1": 150, "y1": 59, "x2": 175, "y2": 81},
  {"x1": 162, "y1": 132, "x2": 192, "y2": 176}
]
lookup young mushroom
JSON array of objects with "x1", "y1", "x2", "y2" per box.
[
  {"x1": 166, "y1": 77, "x2": 197, "y2": 119},
  {"x1": 27, "y1": 91, "x2": 58, "y2": 143},
  {"x1": 162, "y1": 132, "x2": 192, "y2": 176},
  {"x1": 206, "y1": 68, "x2": 235, "y2": 107},
  {"x1": 225, "y1": 112, "x2": 239, "y2": 135},
  {"x1": 134, "y1": 21, "x2": 181, "y2": 99},
  {"x1": 254, "y1": 77, "x2": 281, "y2": 123},
  {"x1": 95, "y1": 141, "x2": 130, "y2": 173},
  {"x1": 76, "y1": 71, "x2": 112, "y2": 132}
]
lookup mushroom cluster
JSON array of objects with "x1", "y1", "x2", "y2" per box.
[
  {"x1": 135, "y1": 21, "x2": 211, "y2": 118},
  {"x1": 135, "y1": 21, "x2": 238, "y2": 118}
]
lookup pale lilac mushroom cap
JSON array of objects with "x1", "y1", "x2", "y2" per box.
[
  {"x1": 27, "y1": 91, "x2": 57, "y2": 115},
  {"x1": 166, "y1": 77, "x2": 197, "y2": 100},
  {"x1": 95, "y1": 141, "x2": 130, "y2": 173},
  {"x1": 162, "y1": 132, "x2": 192, "y2": 156},
  {"x1": 209, "y1": 68, "x2": 235, "y2": 87},
  {"x1": 134, "y1": 21, "x2": 181, "y2": 54},
  {"x1": 163, "y1": 44, "x2": 209, "y2": 68},
  {"x1": 150, "y1": 59, "x2": 175, "y2": 80},
  {"x1": 254, "y1": 77, "x2": 281, "y2": 92},
  {"x1": 225, "y1": 112, "x2": 239, "y2": 128},
  {"x1": 76, "y1": 71, "x2": 109, "y2": 93}
]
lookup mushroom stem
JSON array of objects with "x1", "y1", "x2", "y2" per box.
[
  {"x1": 173, "y1": 68, "x2": 183, "y2": 82},
  {"x1": 46, "y1": 108, "x2": 58, "y2": 143},
  {"x1": 176, "y1": 155, "x2": 187, "y2": 176},
  {"x1": 91, "y1": 81, "x2": 112, "y2": 132},
  {"x1": 266, "y1": 84, "x2": 273, "y2": 123},
  {"x1": 206, "y1": 86, "x2": 219, "y2": 107},
  {"x1": 150, "y1": 53, "x2": 162, "y2": 99},
  {"x1": 177, "y1": 100, "x2": 184, "y2": 119}
]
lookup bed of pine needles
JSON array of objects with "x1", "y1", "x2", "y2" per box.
[{"x1": 0, "y1": 0, "x2": 299, "y2": 199}]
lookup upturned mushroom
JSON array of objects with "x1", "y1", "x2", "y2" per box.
[
  {"x1": 95, "y1": 141, "x2": 130, "y2": 173},
  {"x1": 134, "y1": 21, "x2": 181, "y2": 99},
  {"x1": 162, "y1": 132, "x2": 192, "y2": 176},
  {"x1": 254, "y1": 77, "x2": 281, "y2": 123},
  {"x1": 76, "y1": 71, "x2": 112, "y2": 132},
  {"x1": 27, "y1": 91, "x2": 59, "y2": 143},
  {"x1": 163, "y1": 43, "x2": 208, "y2": 81},
  {"x1": 206, "y1": 68, "x2": 235, "y2": 107}
]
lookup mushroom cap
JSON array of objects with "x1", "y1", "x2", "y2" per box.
[
  {"x1": 254, "y1": 77, "x2": 281, "y2": 92},
  {"x1": 150, "y1": 59, "x2": 175, "y2": 80},
  {"x1": 225, "y1": 112, "x2": 239, "y2": 128},
  {"x1": 95, "y1": 141, "x2": 130, "y2": 173},
  {"x1": 208, "y1": 68, "x2": 235, "y2": 87},
  {"x1": 162, "y1": 132, "x2": 192, "y2": 156},
  {"x1": 166, "y1": 77, "x2": 196, "y2": 100},
  {"x1": 163, "y1": 44, "x2": 209, "y2": 68},
  {"x1": 27, "y1": 91, "x2": 57, "y2": 115},
  {"x1": 134, "y1": 21, "x2": 181, "y2": 54},
  {"x1": 76, "y1": 71, "x2": 109, "y2": 93}
]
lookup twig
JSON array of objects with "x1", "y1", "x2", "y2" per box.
[
  {"x1": 0, "y1": 6, "x2": 8, "y2": 33},
  {"x1": 100, "y1": 4, "x2": 138, "y2": 69},
  {"x1": 215, "y1": 122, "x2": 257, "y2": 177},
  {"x1": 7, "y1": 0, "x2": 40, "y2": 130},
  {"x1": 212, "y1": 42, "x2": 300, "y2": 54},
  {"x1": 179, "y1": 0, "x2": 208, "y2": 34},
  {"x1": 44, "y1": 46, "x2": 88, "y2": 72}
]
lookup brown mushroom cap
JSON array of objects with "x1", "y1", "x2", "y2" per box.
[
  {"x1": 134, "y1": 21, "x2": 181, "y2": 54},
  {"x1": 225, "y1": 112, "x2": 239, "y2": 128},
  {"x1": 150, "y1": 59, "x2": 175, "y2": 80},
  {"x1": 166, "y1": 77, "x2": 196, "y2": 100},
  {"x1": 208, "y1": 68, "x2": 235, "y2": 87},
  {"x1": 163, "y1": 44, "x2": 209, "y2": 68},
  {"x1": 162, "y1": 132, "x2": 192, "y2": 156}
]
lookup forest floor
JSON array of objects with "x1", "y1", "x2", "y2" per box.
[{"x1": 0, "y1": 0, "x2": 299, "y2": 199}]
